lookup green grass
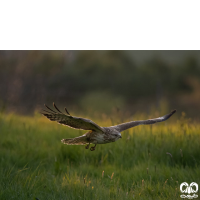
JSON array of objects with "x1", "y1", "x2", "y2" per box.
[{"x1": 0, "y1": 112, "x2": 200, "y2": 200}]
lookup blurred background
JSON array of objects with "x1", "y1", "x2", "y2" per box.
[{"x1": 0, "y1": 50, "x2": 200, "y2": 120}]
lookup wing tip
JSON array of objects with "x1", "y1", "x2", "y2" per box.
[
  {"x1": 43, "y1": 103, "x2": 57, "y2": 113},
  {"x1": 53, "y1": 102, "x2": 63, "y2": 113},
  {"x1": 65, "y1": 107, "x2": 71, "y2": 116},
  {"x1": 171, "y1": 109, "x2": 176, "y2": 115}
]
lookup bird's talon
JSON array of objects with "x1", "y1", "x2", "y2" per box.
[
  {"x1": 85, "y1": 144, "x2": 90, "y2": 149},
  {"x1": 90, "y1": 144, "x2": 96, "y2": 151},
  {"x1": 90, "y1": 147, "x2": 95, "y2": 151}
]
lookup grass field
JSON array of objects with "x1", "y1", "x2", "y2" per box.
[{"x1": 0, "y1": 112, "x2": 200, "y2": 200}]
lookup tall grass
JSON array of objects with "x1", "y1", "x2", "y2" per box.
[{"x1": 0, "y1": 112, "x2": 200, "y2": 199}]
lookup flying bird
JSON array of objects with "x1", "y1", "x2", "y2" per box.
[{"x1": 41, "y1": 103, "x2": 176, "y2": 151}]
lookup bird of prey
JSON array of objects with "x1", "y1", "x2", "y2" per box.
[{"x1": 41, "y1": 103, "x2": 176, "y2": 151}]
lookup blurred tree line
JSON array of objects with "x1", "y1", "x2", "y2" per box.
[{"x1": 0, "y1": 50, "x2": 200, "y2": 118}]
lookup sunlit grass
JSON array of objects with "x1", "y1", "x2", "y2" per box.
[{"x1": 0, "y1": 112, "x2": 200, "y2": 199}]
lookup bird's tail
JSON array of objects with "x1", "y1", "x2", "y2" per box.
[
  {"x1": 61, "y1": 138, "x2": 72, "y2": 144},
  {"x1": 61, "y1": 135, "x2": 88, "y2": 145}
]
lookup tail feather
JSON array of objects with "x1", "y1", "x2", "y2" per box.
[
  {"x1": 61, "y1": 135, "x2": 88, "y2": 145},
  {"x1": 61, "y1": 138, "x2": 72, "y2": 143}
]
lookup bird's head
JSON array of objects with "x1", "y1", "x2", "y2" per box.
[
  {"x1": 112, "y1": 132, "x2": 122, "y2": 140},
  {"x1": 107, "y1": 129, "x2": 122, "y2": 141}
]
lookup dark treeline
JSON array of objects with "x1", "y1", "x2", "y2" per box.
[{"x1": 0, "y1": 51, "x2": 200, "y2": 117}]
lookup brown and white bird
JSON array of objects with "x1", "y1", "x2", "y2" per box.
[{"x1": 41, "y1": 103, "x2": 176, "y2": 151}]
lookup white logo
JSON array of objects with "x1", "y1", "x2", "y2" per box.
[{"x1": 180, "y1": 182, "x2": 198, "y2": 199}]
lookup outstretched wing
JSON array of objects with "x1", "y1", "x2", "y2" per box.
[
  {"x1": 61, "y1": 135, "x2": 88, "y2": 145},
  {"x1": 41, "y1": 103, "x2": 105, "y2": 133},
  {"x1": 110, "y1": 110, "x2": 176, "y2": 132}
]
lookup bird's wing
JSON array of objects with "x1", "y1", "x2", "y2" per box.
[
  {"x1": 41, "y1": 103, "x2": 105, "y2": 133},
  {"x1": 110, "y1": 110, "x2": 176, "y2": 132},
  {"x1": 61, "y1": 135, "x2": 88, "y2": 145}
]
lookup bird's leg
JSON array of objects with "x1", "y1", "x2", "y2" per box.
[
  {"x1": 85, "y1": 143, "x2": 90, "y2": 149},
  {"x1": 90, "y1": 144, "x2": 96, "y2": 151}
]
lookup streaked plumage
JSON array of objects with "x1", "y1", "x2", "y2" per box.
[{"x1": 41, "y1": 103, "x2": 176, "y2": 151}]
